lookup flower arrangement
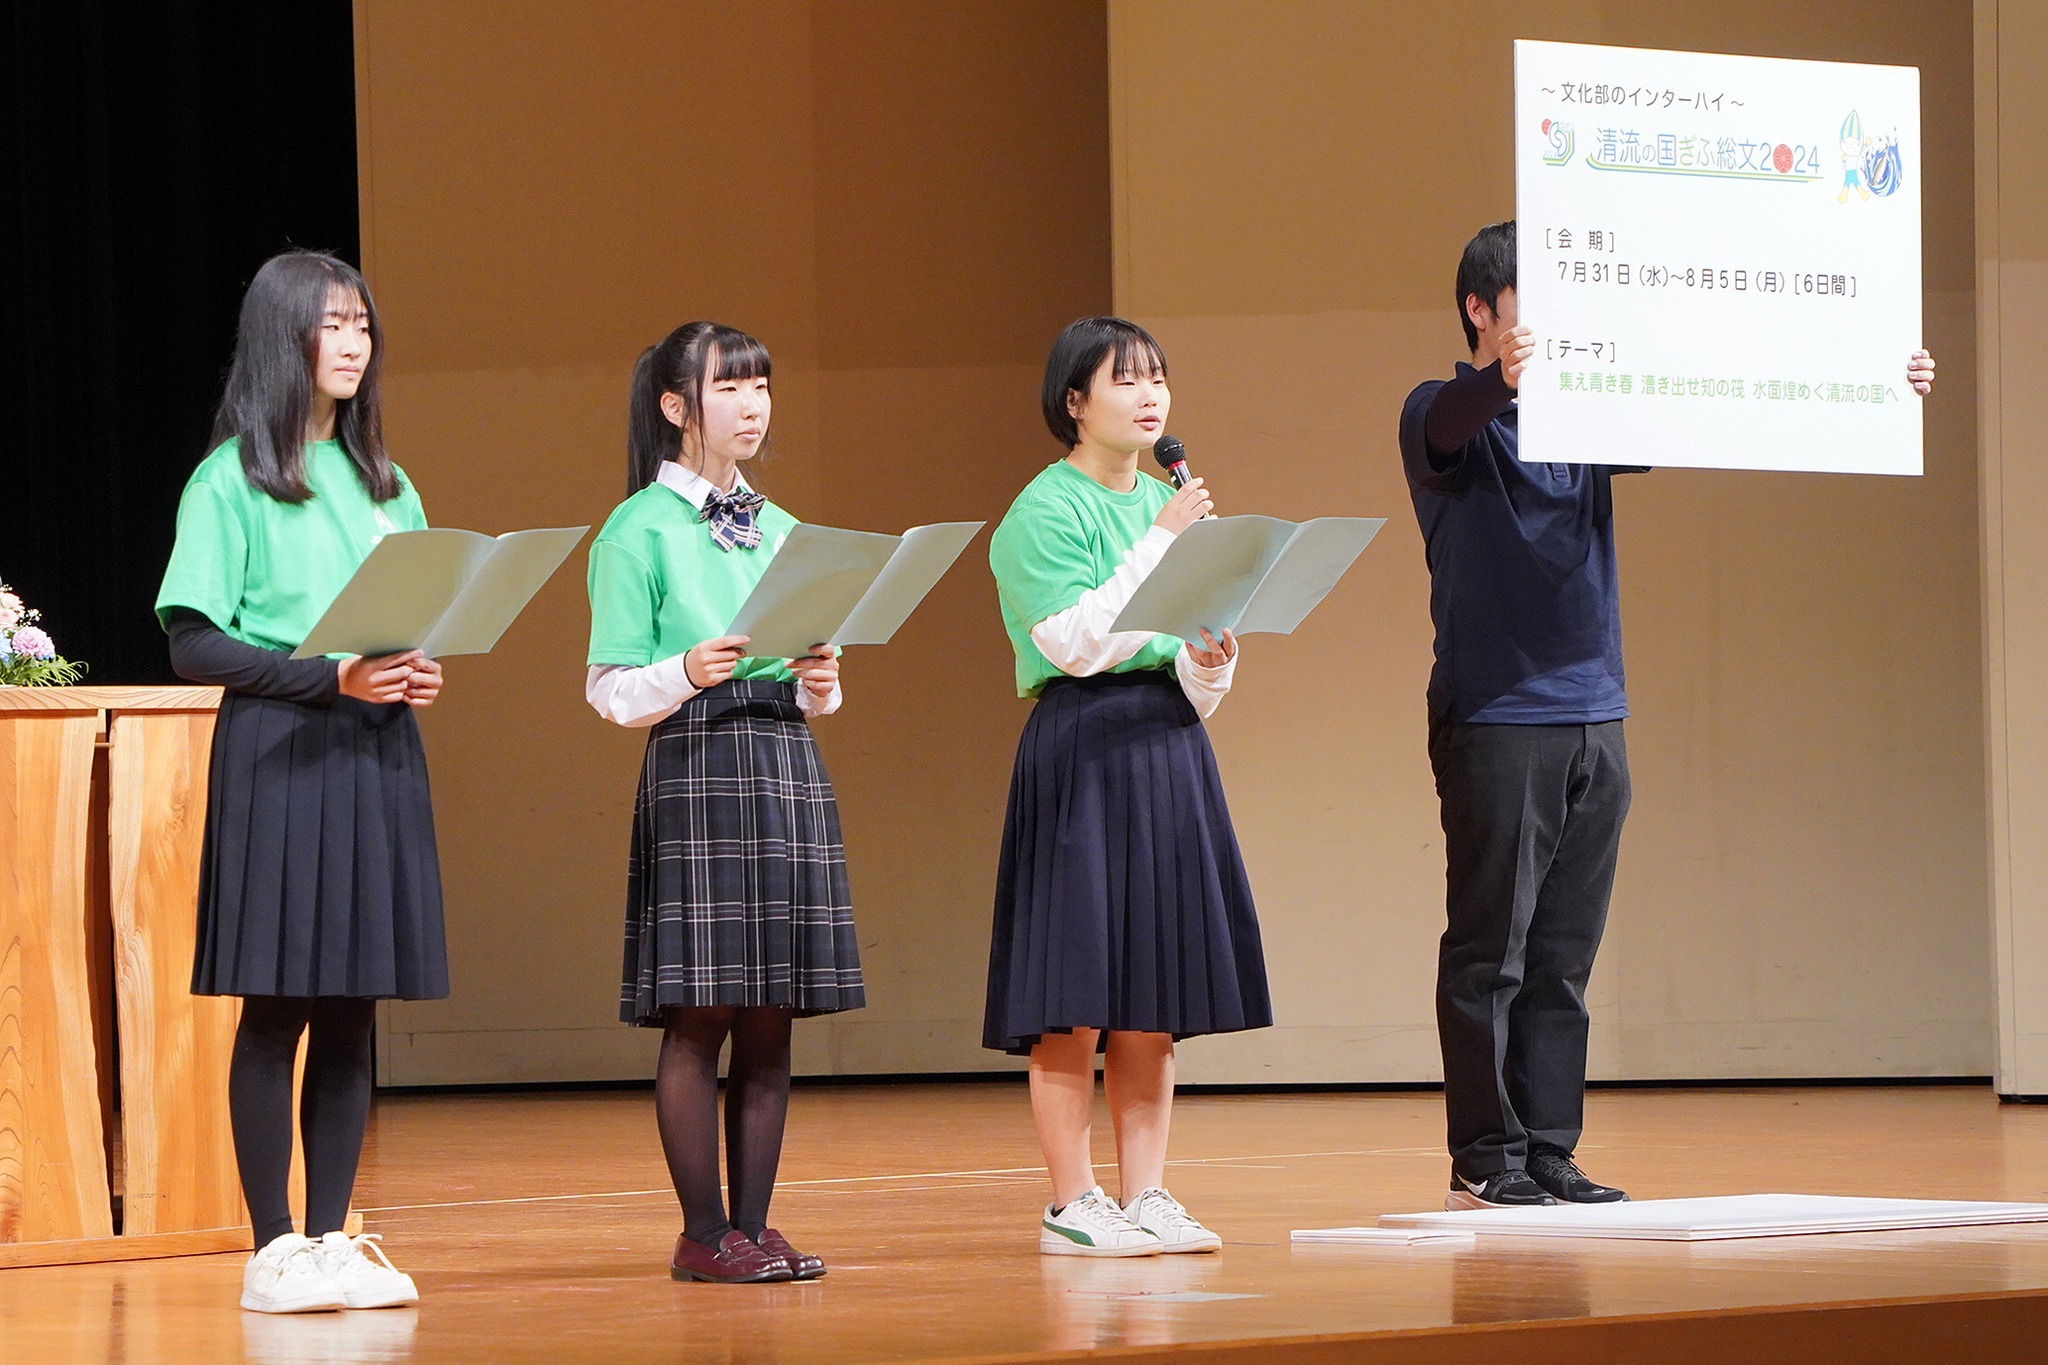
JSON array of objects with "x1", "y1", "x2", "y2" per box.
[{"x1": 0, "y1": 581, "x2": 86, "y2": 686}]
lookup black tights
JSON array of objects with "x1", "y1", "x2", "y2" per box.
[
  {"x1": 657, "y1": 1005, "x2": 794, "y2": 1249},
  {"x1": 229, "y1": 996, "x2": 377, "y2": 1246}
]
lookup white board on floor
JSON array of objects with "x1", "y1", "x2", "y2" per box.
[
  {"x1": 1380, "y1": 1194, "x2": 2048, "y2": 1241},
  {"x1": 1290, "y1": 1227, "x2": 1476, "y2": 1246}
]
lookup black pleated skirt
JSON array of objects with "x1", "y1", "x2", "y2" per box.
[
  {"x1": 983, "y1": 669, "x2": 1272, "y2": 1055},
  {"x1": 193, "y1": 691, "x2": 449, "y2": 1000},
  {"x1": 620, "y1": 679, "x2": 865, "y2": 1027}
]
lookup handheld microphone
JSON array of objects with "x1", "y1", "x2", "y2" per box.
[{"x1": 1152, "y1": 435, "x2": 1192, "y2": 489}]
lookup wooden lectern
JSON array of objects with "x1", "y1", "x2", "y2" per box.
[{"x1": 1, "y1": 686, "x2": 325, "y2": 1269}]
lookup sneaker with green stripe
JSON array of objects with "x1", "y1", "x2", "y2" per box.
[
  {"x1": 1122, "y1": 1186, "x2": 1222, "y2": 1253},
  {"x1": 1040, "y1": 1187, "x2": 1164, "y2": 1257}
]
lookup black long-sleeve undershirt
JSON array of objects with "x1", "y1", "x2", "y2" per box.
[
  {"x1": 165, "y1": 608, "x2": 341, "y2": 704},
  {"x1": 1422, "y1": 359, "x2": 1517, "y2": 469}
]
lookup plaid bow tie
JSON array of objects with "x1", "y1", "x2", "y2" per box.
[{"x1": 698, "y1": 488, "x2": 767, "y2": 552}]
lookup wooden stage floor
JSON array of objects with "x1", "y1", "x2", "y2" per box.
[{"x1": 8, "y1": 1083, "x2": 2048, "y2": 1362}]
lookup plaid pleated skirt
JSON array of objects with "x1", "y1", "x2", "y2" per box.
[
  {"x1": 620, "y1": 678, "x2": 865, "y2": 1026},
  {"x1": 982, "y1": 669, "x2": 1272, "y2": 1055},
  {"x1": 193, "y1": 691, "x2": 449, "y2": 1000}
]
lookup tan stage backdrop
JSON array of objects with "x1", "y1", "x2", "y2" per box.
[
  {"x1": 1106, "y1": 0, "x2": 1987, "y2": 1084},
  {"x1": 358, "y1": 0, "x2": 1991, "y2": 1086},
  {"x1": 1978, "y1": 0, "x2": 2048, "y2": 1098},
  {"x1": 355, "y1": 0, "x2": 1114, "y2": 1083}
]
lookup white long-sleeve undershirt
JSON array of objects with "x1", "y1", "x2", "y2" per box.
[
  {"x1": 1027, "y1": 525, "x2": 1237, "y2": 719},
  {"x1": 586, "y1": 657, "x2": 841, "y2": 728},
  {"x1": 584, "y1": 460, "x2": 842, "y2": 728}
]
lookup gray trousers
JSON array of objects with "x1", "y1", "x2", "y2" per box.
[{"x1": 1428, "y1": 714, "x2": 1630, "y2": 1177}]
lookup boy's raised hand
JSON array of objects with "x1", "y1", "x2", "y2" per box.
[
  {"x1": 1499, "y1": 325, "x2": 1537, "y2": 390},
  {"x1": 1907, "y1": 349, "x2": 1936, "y2": 396}
]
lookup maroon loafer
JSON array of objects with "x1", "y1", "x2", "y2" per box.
[
  {"x1": 754, "y1": 1228, "x2": 826, "y2": 1280},
  {"x1": 669, "y1": 1230, "x2": 793, "y2": 1283}
]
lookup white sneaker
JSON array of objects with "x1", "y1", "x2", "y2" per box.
[
  {"x1": 241, "y1": 1233, "x2": 346, "y2": 1313},
  {"x1": 1040, "y1": 1187, "x2": 1164, "y2": 1257},
  {"x1": 1121, "y1": 1187, "x2": 1223, "y2": 1253},
  {"x1": 314, "y1": 1232, "x2": 420, "y2": 1309}
]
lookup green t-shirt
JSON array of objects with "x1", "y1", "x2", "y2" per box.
[
  {"x1": 585, "y1": 480, "x2": 800, "y2": 681},
  {"x1": 155, "y1": 438, "x2": 427, "y2": 652},
  {"x1": 988, "y1": 458, "x2": 1183, "y2": 698}
]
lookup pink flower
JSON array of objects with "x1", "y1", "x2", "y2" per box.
[
  {"x1": 0, "y1": 591, "x2": 20, "y2": 633},
  {"x1": 9, "y1": 626, "x2": 54, "y2": 659}
]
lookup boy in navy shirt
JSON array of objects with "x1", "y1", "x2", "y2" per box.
[{"x1": 1400, "y1": 221, "x2": 1936, "y2": 1209}]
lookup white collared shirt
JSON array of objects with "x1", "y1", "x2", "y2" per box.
[
  {"x1": 585, "y1": 462, "x2": 844, "y2": 727},
  {"x1": 657, "y1": 458, "x2": 748, "y2": 509}
]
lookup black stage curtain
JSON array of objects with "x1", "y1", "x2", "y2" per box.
[{"x1": 2, "y1": 2, "x2": 359, "y2": 684}]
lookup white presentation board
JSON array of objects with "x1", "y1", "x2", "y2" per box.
[
  {"x1": 1514, "y1": 40, "x2": 1923, "y2": 475},
  {"x1": 1380, "y1": 1193, "x2": 2048, "y2": 1242}
]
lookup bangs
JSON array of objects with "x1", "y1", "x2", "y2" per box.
[
  {"x1": 708, "y1": 330, "x2": 772, "y2": 383},
  {"x1": 1041, "y1": 316, "x2": 1170, "y2": 449},
  {"x1": 320, "y1": 281, "x2": 370, "y2": 322},
  {"x1": 1108, "y1": 328, "x2": 1166, "y2": 382},
  {"x1": 217, "y1": 248, "x2": 394, "y2": 505}
]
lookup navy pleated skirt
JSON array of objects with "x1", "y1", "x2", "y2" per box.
[
  {"x1": 620, "y1": 679, "x2": 865, "y2": 1027},
  {"x1": 193, "y1": 692, "x2": 449, "y2": 1000},
  {"x1": 983, "y1": 669, "x2": 1272, "y2": 1055}
]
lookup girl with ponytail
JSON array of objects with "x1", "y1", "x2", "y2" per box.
[{"x1": 584, "y1": 322, "x2": 864, "y2": 1284}]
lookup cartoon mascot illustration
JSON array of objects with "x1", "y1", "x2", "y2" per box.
[
  {"x1": 1838, "y1": 110, "x2": 1870, "y2": 203},
  {"x1": 1864, "y1": 127, "x2": 1903, "y2": 198}
]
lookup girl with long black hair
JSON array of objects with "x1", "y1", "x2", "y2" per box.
[
  {"x1": 585, "y1": 321, "x2": 863, "y2": 1284},
  {"x1": 156, "y1": 249, "x2": 444, "y2": 1313}
]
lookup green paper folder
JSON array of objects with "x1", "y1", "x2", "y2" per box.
[
  {"x1": 1107, "y1": 515, "x2": 1384, "y2": 644},
  {"x1": 726, "y1": 521, "x2": 985, "y2": 659},
  {"x1": 291, "y1": 526, "x2": 590, "y2": 659}
]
